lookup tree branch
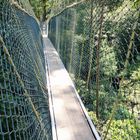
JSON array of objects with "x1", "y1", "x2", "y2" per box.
[{"x1": 46, "y1": 0, "x2": 89, "y2": 23}]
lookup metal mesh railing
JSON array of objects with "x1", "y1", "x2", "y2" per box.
[
  {"x1": 49, "y1": 0, "x2": 140, "y2": 139},
  {"x1": 0, "y1": 0, "x2": 52, "y2": 140}
]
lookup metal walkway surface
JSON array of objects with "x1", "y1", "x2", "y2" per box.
[{"x1": 43, "y1": 35, "x2": 101, "y2": 140}]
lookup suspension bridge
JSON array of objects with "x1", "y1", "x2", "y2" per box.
[
  {"x1": 0, "y1": 0, "x2": 140, "y2": 140},
  {"x1": 43, "y1": 26, "x2": 100, "y2": 140}
]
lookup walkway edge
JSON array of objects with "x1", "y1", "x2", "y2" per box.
[
  {"x1": 44, "y1": 36, "x2": 58, "y2": 140},
  {"x1": 71, "y1": 82, "x2": 101, "y2": 140}
]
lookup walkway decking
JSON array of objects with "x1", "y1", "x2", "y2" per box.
[{"x1": 43, "y1": 36, "x2": 99, "y2": 140}]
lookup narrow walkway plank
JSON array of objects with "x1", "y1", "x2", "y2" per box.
[{"x1": 43, "y1": 37, "x2": 96, "y2": 140}]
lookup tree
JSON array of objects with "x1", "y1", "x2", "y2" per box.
[{"x1": 30, "y1": 0, "x2": 89, "y2": 22}]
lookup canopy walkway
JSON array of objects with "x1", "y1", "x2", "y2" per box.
[
  {"x1": 0, "y1": 0, "x2": 140, "y2": 140},
  {"x1": 43, "y1": 34, "x2": 100, "y2": 140}
]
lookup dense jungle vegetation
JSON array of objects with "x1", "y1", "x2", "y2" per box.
[{"x1": 30, "y1": 0, "x2": 140, "y2": 139}]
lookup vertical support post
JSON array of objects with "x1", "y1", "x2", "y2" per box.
[
  {"x1": 69, "y1": 9, "x2": 77, "y2": 73},
  {"x1": 95, "y1": 5, "x2": 104, "y2": 119},
  {"x1": 55, "y1": 16, "x2": 60, "y2": 53},
  {"x1": 86, "y1": 0, "x2": 94, "y2": 88}
]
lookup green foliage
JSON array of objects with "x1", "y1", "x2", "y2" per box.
[
  {"x1": 100, "y1": 38, "x2": 117, "y2": 77},
  {"x1": 133, "y1": 0, "x2": 140, "y2": 8},
  {"x1": 30, "y1": 0, "x2": 43, "y2": 18},
  {"x1": 29, "y1": 0, "x2": 53, "y2": 19},
  {"x1": 131, "y1": 64, "x2": 140, "y2": 81},
  {"x1": 75, "y1": 79, "x2": 93, "y2": 109},
  {"x1": 104, "y1": 0, "x2": 124, "y2": 11},
  {"x1": 115, "y1": 105, "x2": 131, "y2": 120},
  {"x1": 115, "y1": 14, "x2": 140, "y2": 71},
  {"x1": 89, "y1": 111, "x2": 140, "y2": 139},
  {"x1": 107, "y1": 119, "x2": 140, "y2": 140},
  {"x1": 88, "y1": 111, "x2": 99, "y2": 125}
]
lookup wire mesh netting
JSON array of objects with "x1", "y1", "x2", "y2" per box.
[
  {"x1": 0, "y1": 0, "x2": 52, "y2": 140},
  {"x1": 49, "y1": 0, "x2": 140, "y2": 139}
]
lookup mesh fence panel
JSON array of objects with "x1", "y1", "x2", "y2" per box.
[
  {"x1": 49, "y1": 0, "x2": 140, "y2": 139},
  {"x1": 0, "y1": 0, "x2": 52, "y2": 140}
]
